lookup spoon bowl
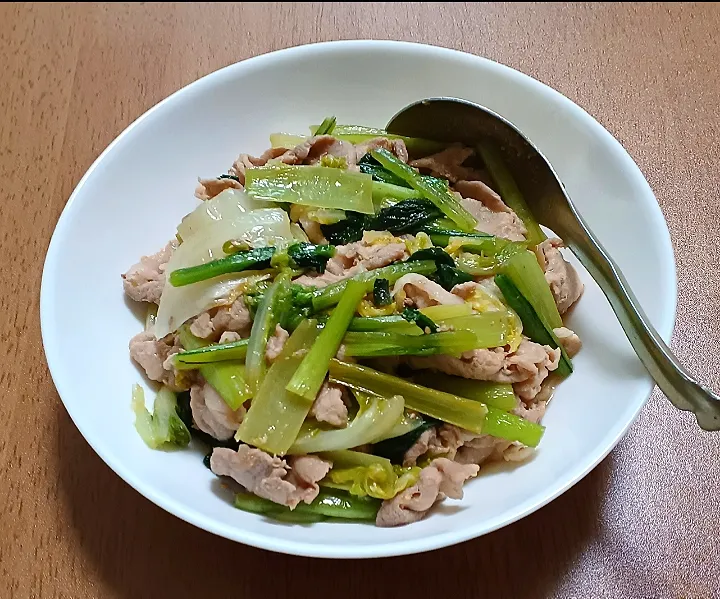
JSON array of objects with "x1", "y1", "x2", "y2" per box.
[{"x1": 388, "y1": 97, "x2": 720, "y2": 430}]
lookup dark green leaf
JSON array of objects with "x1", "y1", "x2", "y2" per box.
[
  {"x1": 372, "y1": 198, "x2": 442, "y2": 234},
  {"x1": 407, "y1": 246, "x2": 456, "y2": 268},
  {"x1": 372, "y1": 278, "x2": 391, "y2": 306},
  {"x1": 287, "y1": 242, "x2": 335, "y2": 274},
  {"x1": 315, "y1": 116, "x2": 337, "y2": 136},
  {"x1": 321, "y1": 212, "x2": 369, "y2": 245},
  {"x1": 435, "y1": 264, "x2": 473, "y2": 291},
  {"x1": 401, "y1": 308, "x2": 438, "y2": 334}
]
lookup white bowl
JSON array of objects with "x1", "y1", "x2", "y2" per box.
[{"x1": 40, "y1": 40, "x2": 676, "y2": 558}]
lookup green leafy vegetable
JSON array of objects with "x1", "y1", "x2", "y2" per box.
[
  {"x1": 372, "y1": 278, "x2": 391, "y2": 307},
  {"x1": 358, "y1": 153, "x2": 409, "y2": 187},
  {"x1": 477, "y1": 141, "x2": 546, "y2": 246},
  {"x1": 421, "y1": 223, "x2": 494, "y2": 246},
  {"x1": 320, "y1": 212, "x2": 368, "y2": 245},
  {"x1": 245, "y1": 165, "x2": 374, "y2": 214},
  {"x1": 245, "y1": 272, "x2": 291, "y2": 392},
  {"x1": 309, "y1": 260, "x2": 437, "y2": 312},
  {"x1": 407, "y1": 246, "x2": 455, "y2": 268},
  {"x1": 500, "y1": 249, "x2": 562, "y2": 329},
  {"x1": 174, "y1": 338, "x2": 249, "y2": 369},
  {"x1": 287, "y1": 279, "x2": 366, "y2": 400},
  {"x1": 411, "y1": 372, "x2": 517, "y2": 412},
  {"x1": 178, "y1": 328, "x2": 251, "y2": 411},
  {"x1": 342, "y1": 329, "x2": 480, "y2": 357},
  {"x1": 235, "y1": 320, "x2": 321, "y2": 454},
  {"x1": 287, "y1": 242, "x2": 335, "y2": 273},
  {"x1": 168, "y1": 246, "x2": 275, "y2": 287},
  {"x1": 329, "y1": 359, "x2": 545, "y2": 446},
  {"x1": 401, "y1": 307, "x2": 438, "y2": 333},
  {"x1": 131, "y1": 385, "x2": 191, "y2": 449},
  {"x1": 321, "y1": 450, "x2": 419, "y2": 500},
  {"x1": 329, "y1": 359, "x2": 488, "y2": 433},
  {"x1": 495, "y1": 273, "x2": 572, "y2": 377},
  {"x1": 436, "y1": 264, "x2": 473, "y2": 290},
  {"x1": 314, "y1": 116, "x2": 337, "y2": 136},
  {"x1": 320, "y1": 124, "x2": 447, "y2": 155},
  {"x1": 370, "y1": 148, "x2": 477, "y2": 231},
  {"x1": 233, "y1": 488, "x2": 380, "y2": 521}
]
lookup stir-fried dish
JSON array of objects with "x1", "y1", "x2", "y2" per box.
[{"x1": 123, "y1": 117, "x2": 584, "y2": 526}]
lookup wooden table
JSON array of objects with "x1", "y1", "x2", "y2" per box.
[{"x1": 2, "y1": 3, "x2": 719, "y2": 597}]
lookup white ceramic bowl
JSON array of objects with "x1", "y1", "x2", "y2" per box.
[{"x1": 41, "y1": 40, "x2": 676, "y2": 558}]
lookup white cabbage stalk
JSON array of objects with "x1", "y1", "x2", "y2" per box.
[
  {"x1": 288, "y1": 393, "x2": 404, "y2": 454},
  {"x1": 155, "y1": 196, "x2": 292, "y2": 337},
  {"x1": 177, "y1": 188, "x2": 273, "y2": 240}
]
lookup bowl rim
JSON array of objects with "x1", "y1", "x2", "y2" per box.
[{"x1": 40, "y1": 39, "x2": 677, "y2": 558}]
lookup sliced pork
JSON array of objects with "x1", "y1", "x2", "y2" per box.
[
  {"x1": 375, "y1": 458, "x2": 479, "y2": 527},
  {"x1": 210, "y1": 446, "x2": 331, "y2": 509},
  {"x1": 129, "y1": 331, "x2": 186, "y2": 391},
  {"x1": 536, "y1": 238, "x2": 584, "y2": 314},
  {"x1": 190, "y1": 380, "x2": 244, "y2": 440},
  {"x1": 122, "y1": 241, "x2": 176, "y2": 304}
]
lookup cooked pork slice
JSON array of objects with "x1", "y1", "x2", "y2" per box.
[
  {"x1": 122, "y1": 241, "x2": 176, "y2": 304},
  {"x1": 210, "y1": 446, "x2": 331, "y2": 509},
  {"x1": 393, "y1": 273, "x2": 464, "y2": 308},
  {"x1": 375, "y1": 458, "x2": 478, "y2": 527},
  {"x1": 190, "y1": 380, "x2": 244, "y2": 440},
  {"x1": 129, "y1": 331, "x2": 185, "y2": 391},
  {"x1": 310, "y1": 381, "x2": 349, "y2": 427},
  {"x1": 536, "y1": 238, "x2": 584, "y2": 314}
]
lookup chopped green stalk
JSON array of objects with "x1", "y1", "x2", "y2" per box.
[
  {"x1": 373, "y1": 278, "x2": 391, "y2": 306},
  {"x1": 329, "y1": 360, "x2": 544, "y2": 445},
  {"x1": 370, "y1": 148, "x2": 477, "y2": 231},
  {"x1": 314, "y1": 116, "x2": 337, "y2": 135},
  {"x1": 174, "y1": 338, "x2": 249, "y2": 369},
  {"x1": 245, "y1": 165, "x2": 374, "y2": 214},
  {"x1": 477, "y1": 141, "x2": 546, "y2": 245},
  {"x1": 401, "y1": 308, "x2": 438, "y2": 333},
  {"x1": 310, "y1": 260, "x2": 437, "y2": 311},
  {"x1": 289, "y1": 392, "x2": 404, "y2": 453},
  {"x1": 328, "y1": 360, "x2": 488, "y2": 433},
  {"x1": 422, "y1": 224, "x2": 493, "y2": 246},
  {"x1": 131, "y1": 385, "x2": 191, "y2": 449},
  {"x1": 483, "y1": 405, "x2": 545, "y2": 447},
  {"x1": 372, "y1": 419, "x2": 438, "y2": 463},
  {"x1": 495, "y1": 273, "x2": 572, "y2": 376},
  {"x1": 441, "y1": 312, "x2": 518, "y2": 348},
  {"x1": 421, "y1": 303, "x2": 473, "y2": 320},
  {"x1": 235, "y1": 320, "x2": 321, "y2": 454},
  {"x1": 233, "y1": 488, "x2": 380, "y2": 521},
  {"x1": 411, "y1": 371, "x2": 517, "y2": 411},
  {"x1": 322, "y1": 124, "x2": 446, "y2": 155},
  {"x1": 245, "y1": 272, "x2": 290, "y2": 392},
  {"x1": 178, "y1": 328, "x2": 251, "y2": 410},
  {"x1": 501, "y1": 249, "x2": 563, "y2": 329},
  {"x1": 342, "y1": 330, "x2": 479, "y2": 357},
  {"x1": 168, "y1": 247, "x2": 275, "y2": 287},
  {"x1": 371, "y1": 180, "x2": 419, "y2": 205},
  {"x1": 349, "y1": 303, "x2": 473, "y2": 334},
  {"x1": 269, "y1": 132, "x2": 306, "y2": 148},
  {"x1": 287, "y1": 280, "x2": 366, "y2": 400}
]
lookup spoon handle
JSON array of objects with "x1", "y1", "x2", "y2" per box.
[{"x1": 566, "y1": 224, "x2": 720, "y2": 430}]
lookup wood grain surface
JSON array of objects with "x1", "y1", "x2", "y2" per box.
[{"x1": 1, "y1": 3, "x2": 719, "y2": 598}]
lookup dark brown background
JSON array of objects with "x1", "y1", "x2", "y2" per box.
[{"x1": 1, "y1": 3, "x2": 719, "y2": 598}]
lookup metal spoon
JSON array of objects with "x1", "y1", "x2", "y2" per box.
[{"x1": 386, "y1": 97, "x2": 720, "y2": 431}]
